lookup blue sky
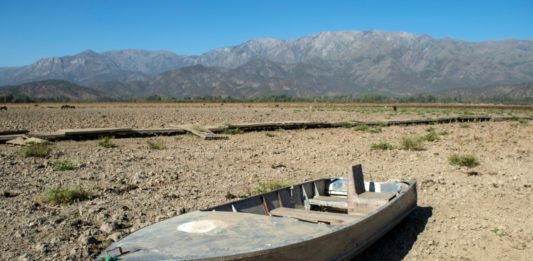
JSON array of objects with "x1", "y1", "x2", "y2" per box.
[{"x1": 0, "y1": 0, "x2": 531, "y2": 66}]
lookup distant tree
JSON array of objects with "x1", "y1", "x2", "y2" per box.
[
  {"x1": 0, "y1": 93, "x2": 14, "y2": 103},
  {"x1": 15, "y1": 93, "x2": 32, "y2": 103}
]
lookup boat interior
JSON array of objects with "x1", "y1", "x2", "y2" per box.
[{"x1": 204, "y1": 165, "x2": 405, "y2": 225}]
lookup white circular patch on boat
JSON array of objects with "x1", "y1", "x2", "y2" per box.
[{"x1": 177, "y1": 220, "x2": 225, "y2": 233}]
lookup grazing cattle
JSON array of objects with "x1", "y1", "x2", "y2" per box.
[
  {"x1": 61, "y1": 105, "x2": 76, "y2": 109},
  {"x1": 0, "y1": 106, "x2": 7, "y2": 111}
]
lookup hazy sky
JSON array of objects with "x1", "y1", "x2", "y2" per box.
[{"x1": 0, "y1": 0, "x2": 531, "y2": 66}]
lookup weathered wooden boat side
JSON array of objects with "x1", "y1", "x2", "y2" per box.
[{"x1": 100, "y1": 165, "x2": 417, "y2": 260}]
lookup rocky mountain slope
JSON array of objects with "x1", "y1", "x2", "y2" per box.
[
  {"x1": 1, "y1": 30, "x2": 532, "y2": 99},
  {"x1": 0, "y1": 80, "x2": 110, "y2": 101}
]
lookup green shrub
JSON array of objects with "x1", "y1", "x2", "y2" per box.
[
  {"x1": 222, "y1": 127, "x2": 244, "y2": 135},
  {"x1": 448, "y1": 154, "x2": 479, "y2": 168},
  {"x1": 19, "y1": 143, "x2": 51, "y2": 158},
  {"x1": 371, "y1": 141, "x2": 395, "y2": 150},
  {"x1": 340, "y1": 122, "x2": 353, "y2": 128},
  {"x1": 368, "y1": 127, "x2": 382, "y2": 133},
  {"x1": 53, "y1": 160, "x2": 78, "y2": 171},
  {"x1": 439, "y1": 130, "x2": 450, "y2": 135},
  {"x1": 400, "y1": 136, "x2": 425, "y2": 151},
  {"x1": 147, "y1": 139, "x2": 166, "y2": 150},
  {"x1": 98, "y1": 136, "x2": 117, "y2": 148},
  {"x1": 353, "y1": 125, "x2": 381, "y2": 133},
  {"x1": 420, "y1": 128, "x2": 439, "y2": 142},
  {"x1": 352, "y1": 125, "x2": 369, "y2": 131},
  {"x1": 37, "y1": 187, "x2": 91, "y2": 205},
  {"x1": 252, "y1": 180, "x2": 293, "y2": 195},
  {"x1": 265, "y1": 132, "x2": 276, "y2": 137}
]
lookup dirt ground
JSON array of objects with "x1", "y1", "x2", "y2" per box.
[{"x1": 0, "y1": 104, "x2": 532, "y2": 260}]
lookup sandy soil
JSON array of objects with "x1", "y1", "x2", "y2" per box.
[{"x1": 0, "y1": 105, "x2": 532, "y2": 260}]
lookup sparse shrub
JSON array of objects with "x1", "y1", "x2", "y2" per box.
[
  {"x1": 420, "y1": 128, "x2": 439, "y2": 142},
  {"x1": 252, "y1": 180, "x2": 292, "y2": 195},
  {"x1": 147, "y1": 139, "x2": 166, "y2": 150},
  {"x1": 353, "y1": 125, "x2": 381, "y2": 133},
  {"x1": 352, "y1": 125, "x2": 369, "y2": 132},
  {"x1": 448, "y1": 154, "x2": 479, "y2": 168},
  {"x1": 222, "y1": 127, "x2": 244, "y2": 135},
  {"x1": 518, "y1": 119, "x2": 528, "y2": 125},
  {"x1": 265, "y1": 132, "x2": 276, "y2": 137},
  {"x1": 340, "y1": 122, "x2": 353, "y2": 128},
  {"x1": 19, "y1": 143, "x2": 51, "y2": 158},
  {"x1": 36, "y1": 187, "x2": 91, "y2": 205},
  {"x1": 439, "y1": 130, "x2": 450, "y2": 135},
  {"x1": 371, "y1": 141, "x2": 395, "y2": 150},
  {"x1": 368, "y1": 127, "x2": 382, "y2": 133},
  {"x1": 53, "y1": 160, "x2": 78, "y2": 171},
  {"x1": 459, "y1": 123, "x2": 470, "y2": 128},
  {"x1": 491, "y1": 228, "x2": 508, "y2": 237},
  {"x1": 400, "y1": 136, "x2": 425, "y2": 151},
  {"x1": 98, "y1": 136, "x2": 116, "y2": 148}
]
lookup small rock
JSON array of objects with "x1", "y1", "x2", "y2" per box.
[
  {"x1": 271, "y1": 163, "x2": 286, "y2": 169},
  {"x1": 467, "y1": 171, "x2": 480, "y2": 176},
  {"x1": 34, "y1": 243, "x2": 49, "y2": 253},
  {"x1": 17, "y1": 254, "x2": 32, "y2": 261},
  {"x1": 225, "y1": 192, "x2": 237, "y2": 199},
  {"x1": 99, "y1": 222, "x2": 115, "y2": 234},
  {"x1": 106, "y1": 232, "x2": 122, "y2": 242},
  {"x1": 3, "y1": 191, "x2": 19, "y2": 198},
  {"x1": 155, "y1": 215, "x2": 166, "y2": 222},
  {"x1": 78, "y1": 235, "x2": 98, "y2": 245}
]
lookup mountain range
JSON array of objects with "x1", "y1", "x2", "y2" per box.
[{"x1": 0, "y1": 30, "x2": 532, "y2": 101}]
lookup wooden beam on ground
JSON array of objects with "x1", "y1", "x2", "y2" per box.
[
  {"x1": 0, "y1": 129, "x2": 29, "y2": 135},
  {"x1": 0, "y1": 134, "x2": 27, "y2": 143},
  {"x1": 4, "y1": 115, "x2": 524, "y2": 143},
  {"x1": 130, "y1": 128, "x2": 187, "y2": 137},
  {"x1": 61, "y1": 128, "x2": 133, "y2": 136},
  {"x1": 179, "y1": 125, "x2": 228, "y2": 140},
  {"x1": 29, "y1": 132, "x2": 66, "y2": 141}
]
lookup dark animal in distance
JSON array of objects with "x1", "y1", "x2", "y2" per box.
[
  {"x1": 61, "y1": 105, "x2": 76, "y2": 109},
  {"x1": 0, "y1": 106, "x2": 7, "y2": 111}
]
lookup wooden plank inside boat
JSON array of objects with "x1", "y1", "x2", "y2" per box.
[{"x1": 270, "y1": 207, "x2": 361, "y2": 224}]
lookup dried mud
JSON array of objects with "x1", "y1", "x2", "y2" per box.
[{"x1": 0, "y1": 105, "x2": 532, "y2": 260}]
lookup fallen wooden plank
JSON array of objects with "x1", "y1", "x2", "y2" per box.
[
  {"x1": 61, "y1": 128, "x2": 133, "y2": 136},
  {"x1": 0, "y1": 129, "x2": 29, "y2": 135},
  {"x1": 6, "y1": 137, "x2": 48, "y2": 146},
  {"x1": 224, "y1": 121, "x2": 336, "y2": 132},
  {"x1": 179, "y1": 125, "x2": 228, "y2": 140},
  {"x1": 0, "y1": 134, "x2": 27, "y2": 142},
  {"x1": 131, "y1": 128, "x2": 187, "y2": 136},
  {"x1": 28, "y1": 132, "x2": 66, "y2": 141}
]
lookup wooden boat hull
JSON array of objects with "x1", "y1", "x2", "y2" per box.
[{"x1": 99, "y1": 177, "x2": 417, "y2": 260}]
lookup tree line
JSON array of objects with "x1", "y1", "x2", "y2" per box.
[{"x1": 1, "y1": 92, "x2": 531, "y2": 104}]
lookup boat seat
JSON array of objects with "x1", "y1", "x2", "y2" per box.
[
  {"x1": 270, "y1": 207, "x2": 362, "y2": 225},
  {"x1": 307, "y1": 196, "x2": 348, "y2": 209},
  {"x1": 307, "y1": 192, "x2": 396, "y2": 210}
]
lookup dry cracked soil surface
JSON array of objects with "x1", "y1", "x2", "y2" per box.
[{"x1": 0, "y1": 105, "x2": 532, "y2": 260}]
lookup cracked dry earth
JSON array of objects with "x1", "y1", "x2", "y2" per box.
[{"x1": 0, "y1": 106, "x2": 532, "y2": 260}]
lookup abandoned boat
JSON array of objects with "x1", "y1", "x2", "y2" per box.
[{"x1": 99, "y1": 164, "x2": 417, "y2": 260}]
